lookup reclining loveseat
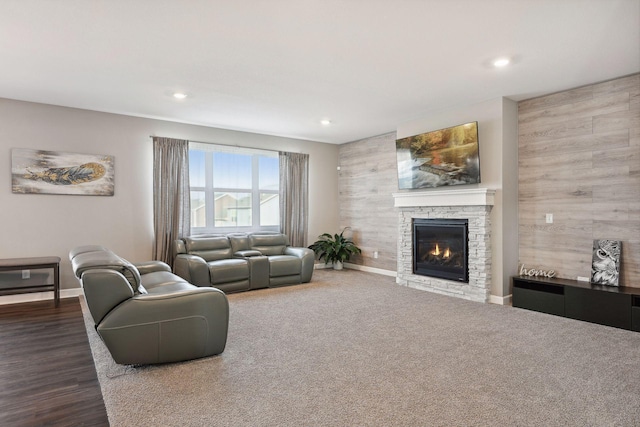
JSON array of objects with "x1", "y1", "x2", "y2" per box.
[
  {"x1": 174, "y1": 232, "x2": 314, "y2": 293},
  {"x1": 70, "y1": 245, "x2": 229, "y2": 365}
]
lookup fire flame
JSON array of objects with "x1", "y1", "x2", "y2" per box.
[
  {"x1": 432, "y1": 243, "x2": 440, "y2": 256},
  {"x1": 431, "y1": 243, "x2": 451, "y2": 259}
]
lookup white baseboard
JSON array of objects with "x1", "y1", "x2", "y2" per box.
[
  {"x1": 0, "y1": 288, "x2": 83, "y2": 306},
  {"x1": 343, "y1": 263, "x2": 397, "y2": 277},
  {"x1": 314, "y1": 262, "x2": 397, "y2": 277},
  {"x1": 489, "y1": 294, "x2": 512, "y2": 306}
]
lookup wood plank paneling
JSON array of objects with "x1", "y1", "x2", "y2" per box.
[
  {"x1": 518, "y1": 117, "x2": 593, "y2": 145},
  {"x1": 518, "y1": 85, "x2": 594, "y2": 114},
  {"x1": 518, "y1": 73, "x2": 640, "y2": 287},
  {"x1": 592, "y1": 74, "x2": 640, "y2": 97},
  {"x1": 518, "y1": 92, "x2": 629, "y2": 127},
  {"x1": 338, "y1": 132, "x2": 398, "y2": 271},
  {"x1": 518, "y1": 130, "x2": 628, "y2": 158}
]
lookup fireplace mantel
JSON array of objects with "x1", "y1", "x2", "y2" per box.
[
  {"x1": 394, "y1": 187, "x2": 495, "y2": 302},
  {"x1": 392, "y1": 188, "x2": 495, "y2": 208}
]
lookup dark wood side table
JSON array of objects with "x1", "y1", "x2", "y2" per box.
[{"x1": 0, "y1": 256, "x2": 61, "y2": 307}]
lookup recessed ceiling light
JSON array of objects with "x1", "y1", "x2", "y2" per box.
[
  {"x1": 173, "y1": 92, "x2": 188, "y2": 99},
  {"x1": 492, "y1": 57, "x2": 510, "y2": 68},
  {"x1": 320, "y1": 119, "x2": 332, "y2": 126}
]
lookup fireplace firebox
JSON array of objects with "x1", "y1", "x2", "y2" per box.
[{"x1": 412, "y1": 218, "x2": 468, "y2": 282}]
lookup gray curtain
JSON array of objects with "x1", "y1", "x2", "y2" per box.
[
  {"x1": 279, "y1": 151, "x2": 309, "y2": 247},
  {"x1": 152, "y1": 137, "x2": 190, "y2": 266}
]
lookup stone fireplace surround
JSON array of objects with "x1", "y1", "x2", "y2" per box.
[{"x1": 393, "y1": 188, "x2": 495, "y2": 303}]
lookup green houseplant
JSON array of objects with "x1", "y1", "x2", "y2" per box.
[{"x1": 308, "y1": 228, "x2": 361, "y2": 270}]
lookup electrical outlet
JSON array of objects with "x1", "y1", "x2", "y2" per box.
[
  {"x1": 22, "y1": 269, "x2": 30, "y2": 279},
  {"x1": 373, "y1": 251, "x2": 379, "y2": 259},
  {"x1": 545, "y1": 213, "x2": 553, "y2": 224}
]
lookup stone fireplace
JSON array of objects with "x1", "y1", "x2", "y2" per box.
[
  {"x1": 413, "y1": 218, "x2": 469, "y2": 282},
  {"x1": 393, "y1": 188, "x2": 495, "y2": 303}
]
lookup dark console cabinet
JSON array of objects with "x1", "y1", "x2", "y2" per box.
[
  {"x1": 513, "y1": 276, "x2": 640, "y2": 332},
  {"x1": 632, "y1": 296, "x2": 640, "y2": 332}
]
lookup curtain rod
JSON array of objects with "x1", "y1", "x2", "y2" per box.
[{"x1": 149, "y1": 136, "x2": 304, "y2": 154}]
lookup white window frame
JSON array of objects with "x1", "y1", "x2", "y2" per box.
[{"x1": 189, "y1": 142, "x2": 279, "y2": 235}]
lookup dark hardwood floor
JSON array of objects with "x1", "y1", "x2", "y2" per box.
[{"x1": 0, "y1": 298, "x2": 109, "y2": 426}]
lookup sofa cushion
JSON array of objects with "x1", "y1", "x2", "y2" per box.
[
  {"x1": 141, "y1": 270, "x2": 192, "y2": 292},
  {"x1": 268, "y1": 255, "x2": 302, "y2": 277},
  {"x1": 145, "y1": 281, "x2": 198, "y2": 295},
  {"x1": 208, "y1": 259, "x2": 249, "y2": 285},
  {"x1": 249, "y1": 234, "x2": 288, "y2": 256},
  {"x1": 185, "y1": 236, "x2": 232, "y2": 262},
  {"x1": 228, "y1": 233, "x2": 251, "y2": 253}
]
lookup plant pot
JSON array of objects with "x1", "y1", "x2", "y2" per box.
[{"x1": 333, "y1": 261, "x2": 343, "y2": 270}]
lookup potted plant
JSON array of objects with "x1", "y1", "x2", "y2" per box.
[{"x1": 308, "y1": 228, "x2": 362, "y2": 270}]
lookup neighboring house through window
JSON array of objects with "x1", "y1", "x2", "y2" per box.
[{"x1": 189, "y1": 142, "x2": 279, "y2": 234}]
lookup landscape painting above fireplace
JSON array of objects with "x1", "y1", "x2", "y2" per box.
[{"x1": 396, "y1": 121, "x2": 480, "y2": 189}]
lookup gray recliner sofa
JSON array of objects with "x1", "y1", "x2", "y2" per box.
[
  {"x1": 173, "y1": 232, "x2": 314, "y2": 293},
  {"x1": 70, "y1": 245, "x2": 229, "y2": 365}
]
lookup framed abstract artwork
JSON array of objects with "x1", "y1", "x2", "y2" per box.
[
  {"x1": 11, "y1": 148, "x2": 114, "y2": 196},
  {"x1": 591, "y1": 239, "x2": 621, "y2": 286}
]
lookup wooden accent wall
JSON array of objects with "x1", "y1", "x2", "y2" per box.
[
  {"x1": 338, "y1": 132, "x2": 398, "y2": 271},
  {"x1": 518, "y1": 74, "x2": 640, "y2": 287}
]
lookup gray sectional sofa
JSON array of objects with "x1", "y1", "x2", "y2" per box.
[
  {"x1": 174, "y1": 232, "x2": 314, "y2": 293},
  {"x1": 70, "y1": 245, "x2": 229, "y2": 365}
]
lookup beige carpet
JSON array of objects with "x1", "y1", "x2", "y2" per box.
[{"x1": 81, "y1": 269, "x2": 640, "y2": 426}]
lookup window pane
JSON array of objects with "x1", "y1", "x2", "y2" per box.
[
  {"x1": 213, "y1": 152, "x2": 252, "y2": 189},
  {"x1": 260, "y1": 193, "x2": 279, "y2": 226},
  {"x1": 190, "y1": 191, "x2": 206, "y2": 227},
  {"x1": 214, "y1": 192, "x2": 251, "y2": 227},
  {"x1": 189, "y1": 150, "x2": 205, "y2": 187},
  {"x1": 259, "y1": 156, "x2": 279, "y2": 190}
]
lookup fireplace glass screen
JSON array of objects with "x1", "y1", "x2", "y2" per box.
[{"x1": 413, "y1": 218, "x2": 468, "y2": 282}]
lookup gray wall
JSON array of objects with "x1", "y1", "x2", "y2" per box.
[{"x1": 0, "y1": 98, "x2": 340, "y2": 291}]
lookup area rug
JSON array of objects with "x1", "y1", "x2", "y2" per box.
[{"x1": 81, "y1": 269, "x2": 640, "y2": 426}]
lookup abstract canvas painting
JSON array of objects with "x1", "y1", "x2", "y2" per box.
[
  {"x1": 12, "y1": 148, "x2": 114, "y2": 196},
  {"x1": 591, "y1": 239, "x2": 621, "y2": 286}
]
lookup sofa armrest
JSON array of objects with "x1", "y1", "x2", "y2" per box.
[
  {"x1": 134, "y1": 260, "x2": 172, "y2": 275},
  {"x1": 284, "y1": 247, "x2": 315, "y2": 283},
  {"x1": 284, "y1": 246, "x2": 313, "y2": 259},
  {"x1": 81, "y1": 269, "x2": 135, "y2": 325},
  {"x1": 173, "y1": 254, "x2": 211, "y2": 287},
  {"x1": 97, "y1": 287, "x2": 229, "y2": 364}
]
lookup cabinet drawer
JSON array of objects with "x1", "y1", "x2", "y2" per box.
[
  {"x1": 513, "y1": 280, "x2": 565, "y2": 316},
  {"x1": 565, "y1": 286, "x2": 631, "y2": 330}
]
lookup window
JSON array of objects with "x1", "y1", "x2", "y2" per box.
[{"x1": 189, "y1": 142, "x2": 279, "y2": 234}]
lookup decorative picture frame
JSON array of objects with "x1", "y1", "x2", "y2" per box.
[
  {"x1": 395, "y1": 121, "x2": 481, "y2": 190},
  {"x1": 591, "y1": 239, "x2": 621, "y2": 286},
  {"x1": 11, "y1": 148, "x2": 115, "y2": 196}
]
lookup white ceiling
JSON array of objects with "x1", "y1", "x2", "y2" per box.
[{"x1": 1, "y1": 0, "x2": 638, "y2": 144}]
